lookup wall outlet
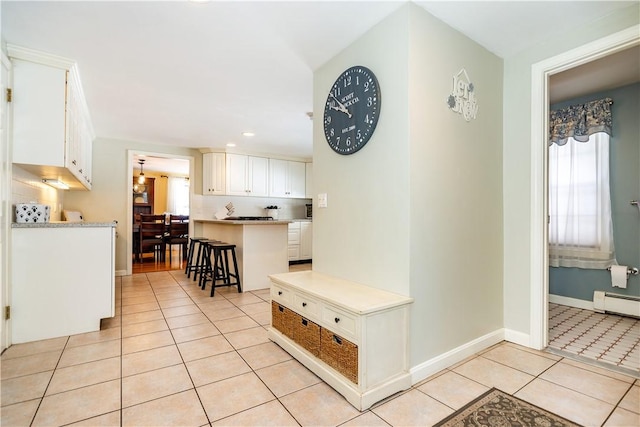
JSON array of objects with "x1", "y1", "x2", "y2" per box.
[{"x1": 318, "y1": 193, "x2": 328, "y2": 208}]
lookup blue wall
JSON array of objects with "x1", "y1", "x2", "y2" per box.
[{"x1": 549, "y1": 83, "x2": 640, "y2": 301}]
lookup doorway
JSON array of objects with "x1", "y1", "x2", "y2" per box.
[
  {"x1": 127, "y1": 150, "x2": 194, "y2": 276},
  {"x1": 529, "y1": 26, "x2": 640, "y2": 351}
]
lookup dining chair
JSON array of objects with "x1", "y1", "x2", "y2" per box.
[
  {"x1": 165, "y1": 215, "x2": 189, "y2": 263},
  {"x1": 139, "y1": 214, "x2": 167, "y2": 262}
]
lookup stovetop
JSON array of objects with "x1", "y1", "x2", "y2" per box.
[{"x1": 224, "y1": 216, "x2": 274, "y2": 221}]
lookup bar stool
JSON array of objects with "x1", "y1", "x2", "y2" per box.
[
  {"x1": 193, "y1": 239, "x2": 220, "y2": 283},
  {"x1": 185, "y1": 237, "x2": 208, "y2": 279},
  {"x1": 198, "y1": 241, "x2": 219, "y2": 291},
  {"x1": 200, "y1": 242, "x2": 242, "y2": 296}
]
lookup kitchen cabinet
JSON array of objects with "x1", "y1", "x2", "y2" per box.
[
  {"x1": 202, "y1": 152, "x2": 226, "y2": 195},
  {"x1": 288, "y1": 222, "x2": 301, "y2": 261},
  {"x1": 269, "y1": 159, "x2": 306, "y2": 198},
  {"x1": 269, "y1": 271, "x2": 414, "y2": 410},
  {"x1": 300, "y1": 221, "x2": 313, "y2": 260},
  {"x1": 305, "y1": 162, "x2": 313, "y2": 199},
  {"x1": 288, "y1": 220, "x2": 312, "y2": 262},
  {"x1": 11, "y1": 223, "x2": 116, "y2": 343},
  {"x1": 226, "y1": 153, "x2": 269, "y2": 197},
  {"x1": 9, "y1": 45, "x2": 94, "y2": 190}
]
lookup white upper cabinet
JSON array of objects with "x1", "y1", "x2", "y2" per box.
[
  {"x1": 226, "y1": 153, "x2": 269, "y2": 197},
  {"x1": 269, "y1": 159, "x2": 306, "y2": 198},
  {"x1": 202, "y1": 152, "x2": 226, "y2": 195},
  {"x1": 305, "y1": 162, "x2": 313, "y2": 199},
  {"x1": 9, "y1": 45, "x2": 94, "y2": 190}
]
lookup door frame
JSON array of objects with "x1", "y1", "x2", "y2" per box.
[
  {"x1": 529, "y1": 25, "x2": 640, "y2": 350},
  {"x1": 126, "y1": 150, "x2": 194, "y2": 276},
  {"x1": 1, "y1": 52, "x2": 13, "y2": 352}
]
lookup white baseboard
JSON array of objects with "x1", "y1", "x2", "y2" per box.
[
  {"x1": 410, "y1": 329, "x2": 504, "y2": 385},
  {"x1": 115, "y1": 270, "x2": 128, "y2": 277},
  {"x1": 549, "y1": 294, "x2": 594, "y2": 311},
  {"x1": 504, "y1": 328, "x2": 530, "y2": 347}
]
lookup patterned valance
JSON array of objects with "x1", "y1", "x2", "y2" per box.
[{"x1": 549, "y1": 98, "x2": 613, "y2": 146}]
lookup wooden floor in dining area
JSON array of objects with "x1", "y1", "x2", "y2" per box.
[{"x1": 132, "y1": 248, "x2": 188, "y2": 274}]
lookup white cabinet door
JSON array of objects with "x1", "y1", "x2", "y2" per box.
[
  {"x1": 288, "y1": 161, "x2": 306, "y2": 198},
  {"x1": 248, "y1": 156, "x2": 269, "y2": 197},
  {"x1": 305, "y1": 162, "x2": 313, "y2": 199},
  {"x1": 288, "y1": 221, "x2": 301, "y2": 261},
  {"x1": 269, "y1": 159, "x2": 288, "y2": 197},
  {"x1": 9, "y1": 47, "x2": 94, "y2": 190},
  {"x1": 12, "y1": 59, "x2": 67, "y2": 167},
  {"x1": 226, "y1": 153, "x2": 249, "y2": 195},
  {"x1": 300, "y1": 221, "x2": 312, "y2": 260},
  {"x1": 203, "y1": 152, "x2": 226, "y2": 195},
  {"x1": 226, "y1": 153, "x2": 269, "y2": 196},
  {"x1": 269, "y1": 159, "x2": 306, "y2": 198}
]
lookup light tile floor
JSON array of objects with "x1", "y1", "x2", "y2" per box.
[
  {"x1": 1, "y1": 270, "x2": 638, "y2": 427},
  {"x1": 549, "y1": 302, "x2": 640, "y2": 376}
]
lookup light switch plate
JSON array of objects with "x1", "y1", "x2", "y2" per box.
[{"x1": 318, "y1": 193, "x2": 328, "y2": 208}]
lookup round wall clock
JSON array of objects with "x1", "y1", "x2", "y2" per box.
[{"x1": 323, "y1": 65, "x2": 381, "y2": 155}]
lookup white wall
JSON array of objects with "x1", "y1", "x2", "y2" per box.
[
  {"x1": 407, "y1": 4, "x2": 503, "y2": 362},
  {"x1": 313, "y1": 6, "x2": 411, "y2": 296},
  {"x1": 313, "y1": 4, "x2": 504, "y2": 370},
  {"x1": 502, "y1": 5, "x2": 640, "y2": 339}
]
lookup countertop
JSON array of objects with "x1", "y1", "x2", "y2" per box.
[
  {"x1": 194, "y1": 218, "x2": 293, "y2": 225},
  {"x1": 12, "y1": 221, "x2": 117, "y2": 228}
]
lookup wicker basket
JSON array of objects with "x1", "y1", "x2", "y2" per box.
[
  {"x1": 291, "y1": 312, "x2": 321, "y2": 357},
  {"x1": 271, "y1": 301, "x2": 294, "y2": 338},
  {"x1": 320, "y1": 328, "x2": 358, "y2": 384}
]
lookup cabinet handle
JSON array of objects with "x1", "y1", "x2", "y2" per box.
[
  {"x1": 302, "y1": 302, "x2": 307, "y2": 307},
  {"x1": 72, "y1": 160, "x2": 77, "y2": 165},
  {"x1": 278, "y1": 291, "x2": 282, "y2": 295},
  {"x1": 334, "y1": 317, "x2": 340, "y2": 323},
  {"x1": 79, "y1": 169, "x2": 83, "y2": 173}
]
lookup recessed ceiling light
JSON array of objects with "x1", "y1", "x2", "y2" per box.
[{"x1": 241, "y1": 132, "x2": 255, "y2": 137}]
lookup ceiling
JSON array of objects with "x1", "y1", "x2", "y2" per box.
[{"x1": 2, "y1": 1, "x2": 638, "y2": 161}]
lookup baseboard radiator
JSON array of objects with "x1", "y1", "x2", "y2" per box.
[{"x1": 593, "y1": 291, "x2": 640, "y2": 318}]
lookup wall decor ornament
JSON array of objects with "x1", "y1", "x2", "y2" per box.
[{"x1": 447, "y1": 68, "x2": 478, "y2": 122}]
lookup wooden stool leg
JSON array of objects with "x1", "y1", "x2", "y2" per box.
[{"x1": 230, "y1": 248, "x2": 241, "y2": 293}]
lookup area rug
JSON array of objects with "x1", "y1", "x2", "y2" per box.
[{"x1": 433, "y1": 388, "x2": 582, "y2": 427}]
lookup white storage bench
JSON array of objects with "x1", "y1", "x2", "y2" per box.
[{"x1": 268, "y1": 271, "x2": 414, "y2": 410}]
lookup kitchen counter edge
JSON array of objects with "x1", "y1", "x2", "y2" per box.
[
  {"x1": 12, "y1": 221, "x2": 117, "y2": 228},
  {"x1": 194, "y1": 218, "x2": 293, "y2": 225}
]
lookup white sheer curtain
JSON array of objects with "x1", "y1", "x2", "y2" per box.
[
  {"x1": 166, "y1": 177, "x2": 190, "y2": 215},
  {"x1": 548, "y1": 132, "x2": 615, "y2": 268}
]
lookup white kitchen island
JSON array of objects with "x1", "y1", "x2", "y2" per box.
[{"x1": 194, "y1": 219, "x2": 291, "y2": 291}]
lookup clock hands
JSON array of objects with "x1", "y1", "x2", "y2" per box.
[{"x1": 330, "y1": 95, "x2": 352, "y2": 118}]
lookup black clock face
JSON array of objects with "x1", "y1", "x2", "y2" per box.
[{"x1": 323, "y1": 66, "x2": 381, "y2": 155}]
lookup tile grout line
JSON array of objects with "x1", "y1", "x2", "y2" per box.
[{"x1": 156, "y1": 271, "x2": 214, "y2": 426}]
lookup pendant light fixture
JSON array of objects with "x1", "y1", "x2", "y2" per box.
[{"x1": 137, "y1": 159, "x2": 146, "y2": 184}]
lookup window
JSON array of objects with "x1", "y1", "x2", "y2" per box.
[
  {"x1": 167, "y1": 177, "x2": 190, "y2": 216},
  {"x1": 548, "y1": 132, "x2": 615, "y2": 268}
]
